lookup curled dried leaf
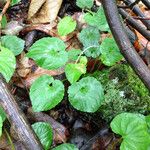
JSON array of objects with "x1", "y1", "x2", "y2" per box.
[{"x1": 28, "y1": 0, "x2": 63, "y2": 23}]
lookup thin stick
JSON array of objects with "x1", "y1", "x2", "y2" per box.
[
  {"x1": 75, "y1": 45, "x2": 99, "y2": 64},
  {"x1": 4, "y1": 128, "x2": 15, "y2": 150},
  {"x1": 124, "y1": 0, "x2": 150, "y2": 30},
  {"x1": 119, "y1": 8, "x2": 150, "y2": 41},
  {"x1": 0, "y1": 0, "x2": 11, "y2": 22},
  {"x1": 133, "y1": 16, "x2": 150, "y2": 20}
]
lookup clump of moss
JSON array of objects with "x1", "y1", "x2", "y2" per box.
[
  {"x1": 91, "y1": 63, "x2": 150, "y2": 122},
  {"x1": 110, "y1": 64, "x2": 149, "y2": 98}
]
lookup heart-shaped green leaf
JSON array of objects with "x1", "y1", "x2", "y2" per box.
[
  {"x1": 27, "y1": 37, "x2": 68, "y2": 70},
  {"x1": 58, "y1": 16, "x2": 77, "y2": 36},
  {"x1": 100, "y1": 38, "x2": 123, "y2": 66},
  {"x1": 65, "y1": 57, "x2": 87, "y2": 84},
  {"x1": 84, "y1": 7, "x2": 110, "y2": 32},
  {"x1": 111, "y1": 113, "x2": 150, "y2": 150},
  {"x1": 68, "y1": 77, "x2": 104, "y2": 112},
  {"x1": 0, "y1": 116, "x2": 2, "y2": 137},
  {"x1": 76, "y1": 0, "x2": 94, "y2": 9},
  {"x1": 79, "y1": 26, "x2": 100, "y2": 46},
  {"x1": 0, "y1": 44, "x2": 16, "y2": 82},
  {"x1": 30, "y1": 75, "x2": 64, "y2": 112},
  {"x1": 52, "y1": 143, "x2": 78, "y2": 150},
  {"x1": 1, "y1": 35, "x2": 25, "y2": 56},
  {"x1": 79, "y1": 26, "x2": 101, "y2": 58},
  {"x1": 32, "y1": 122, "x2": 53, "y2": 150}
]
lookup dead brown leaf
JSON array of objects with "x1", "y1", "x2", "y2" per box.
[
  {"x1": 2, "y1": 21, "x2": 24, "y2": 35},
  {"x1": 16, "y1": 65, "x2": 64, "y2": 88},
  {"x1": 17, "y1": 52, "x2": 31, "y2": 78},
  {"x1": 28, "y1": 0, "x2": 63, "y2": 23}
]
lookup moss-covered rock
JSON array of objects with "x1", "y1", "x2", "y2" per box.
[{"x1": 90, "y1": 63, "x2": 150, "y2": 122}]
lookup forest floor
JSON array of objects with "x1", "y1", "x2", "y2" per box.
[{"x1": 0, "y1": 0, "x2": 150, "y2": 150}]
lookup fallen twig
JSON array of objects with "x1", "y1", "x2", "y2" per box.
[
  {"x1": 0, "y1": 0, "x2": 11, "y2": 22},
  {"x1": 124, "y1": 0, "x2": 150, "y2": 30},
  {"x1": 119, "y1": 8, "x2": 150, "y2": 41},
  {"x1": 133, "y1": 16, "x2": 150, "y2": 20}
]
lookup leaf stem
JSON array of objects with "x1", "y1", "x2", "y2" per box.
[
  {"x1": 75, "y1": 45, "x2": 99, "y2": 64},
  {"x1": 85, "y1": 9, "x2": 94, "y2": 14},
  {"x1": 4, "y1": 128, "x2": 15, "y2": 150},
  {"x1": 0, "y1": 0, "x2": 11, "y2": 35}
]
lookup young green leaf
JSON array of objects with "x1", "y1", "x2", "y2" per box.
[
  {"x1": 68, "y1": 77, "x2": 104, "y2": 112},
  {"x1": 111, "y1": 113, "x2": 150, "y2": 150},
  {"x1": 84, "y1": 7, "x2": 110, "y2": 32},
  {"x1": 0, "y1": 44, "x2": 16, "y2": 82},
  {"x1": 100, "y1": 38, "x2": 123, "y2": 66},
  {"x1": 65, "y1": 56, "x2": 87, "y2": 84},
  {"x1": 58, "y1": 16, "x2": 77, "y2": 36},
  {"x1": 0, "y1": 116, "x2": 2, "y2": 137},
  {"x1": 79, "y1": 26, "x2": 101, "y2": 58},
  {"x1": 79, "y1": 26, "x2": 100, "y2": 46},
  {"x1": 68, "y1": 49, "x2": 82, "y2": 61},
  {"x1": 76, "y1": 0, "x2": 94, "y2": 9},
  {"x1": 0, "y1": 107, "x2": 6, "y2": 122},
  {"x1": 79, "y1": 56, "x2": 87, "y2": 65},
  {"x1": 1, "y1": 15, "x2": 7, "y2": 29},
  {"x1": 11, "y1": 0, "x2": 21, "y2": 6},
  {"x1": 32, "y1": 122, "x2": 53, "y2": 150},
  {"x1": 29, "y1": 75, "x2": 64, "y2": 112},
  {"x1": 52, "y1": 143, "x2": 78, "y2": 150},
  {"x1": 27, "y1": 37, "x2": 68, "y2": 70},
  {"x1": 1, "y1": 35, "x2": 25, "y2": 56}
]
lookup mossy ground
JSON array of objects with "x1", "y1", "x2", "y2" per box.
[{"x1": 90, "y1": 63, "x2": 150, "y2": 122}]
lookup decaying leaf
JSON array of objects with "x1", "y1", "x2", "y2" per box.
[
  {"x1": 17, "y1": 52, "x2": 31, "y2": 78},
  {"x1": 1, "y1": 21, "x2": 24, "y2": 35},
  {"x1": 16, "y1": 66, "x2": 64, "y2": 88},
  {"x1": 27, "y1": 0, "x2": 46, "y2": 19},
  {"x1": 28, "y1": 0, "x2": 63, "y2": 23}
]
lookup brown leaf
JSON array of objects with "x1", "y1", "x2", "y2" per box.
[
  {"x1": 28, "y1": 0, "x2": 63, "y2": 23},
  {"x1": 16, "y1": 65, "x2": 64, "y2": 88},
  {"x1": 28, "y1": 0, "x2": 46, "y2": 20},
  {"x1": 17, "y1": 52, "x2": 31, "y2": 78},
  {"x1": 136, "y1": 31, "x2": 150, "y2": 51},
  {"x1": 2, "y1": 21, "x2": 24, "y2": 35}
]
